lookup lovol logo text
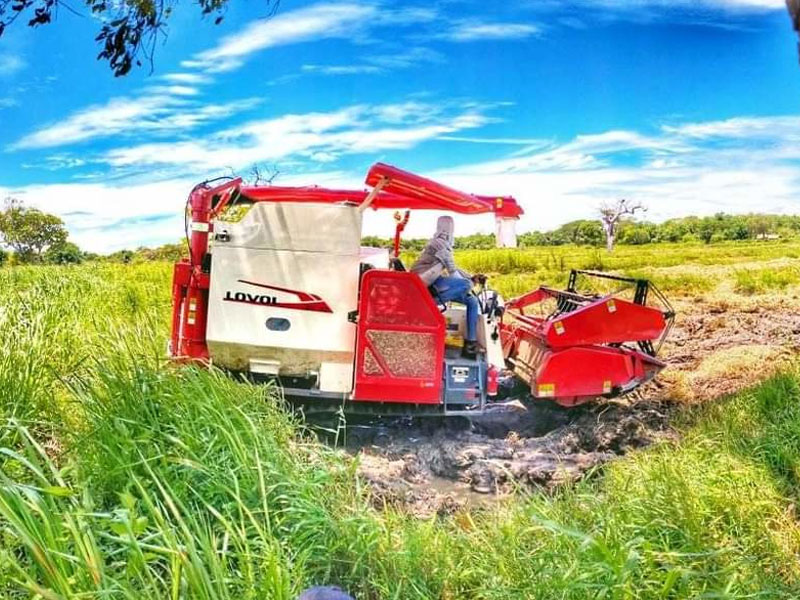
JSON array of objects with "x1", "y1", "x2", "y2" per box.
[
  {"x1": 222, "y1": 279, "x2": 333, "y2": 314},
  {"x1": 224, "y1": 291, "x2": 277, "y2": 305}
]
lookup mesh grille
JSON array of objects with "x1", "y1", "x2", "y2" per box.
[
  {"x1": 363, "y1": 347, "x2": 383, "y2": 375},
  {"x1": 367, "y1": 330, "x2": 436, "y2": 378}
]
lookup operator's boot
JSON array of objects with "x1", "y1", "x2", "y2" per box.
[{"x1": 461, "y1": 340, "x2": 480, "y2": 360}]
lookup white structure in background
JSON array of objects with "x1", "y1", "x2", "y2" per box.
[{"x1": 495, "y1": 215, "x2": 519, "y2": 248}]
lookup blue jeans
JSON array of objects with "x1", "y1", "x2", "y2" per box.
[{"x1": 432, "y1": 276, "x2": 479, "y2": 342}]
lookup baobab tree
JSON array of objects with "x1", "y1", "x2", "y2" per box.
[{"x1": 599, "y1": 199, "x2": 646, "y2": 252}]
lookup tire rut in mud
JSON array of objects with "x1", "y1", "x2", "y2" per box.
[{"x1": 321, "y1": 399, "x2": 674, "y2": 517}]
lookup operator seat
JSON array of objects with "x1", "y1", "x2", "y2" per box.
[{"x1": 389, "y1": 257, "x2": 406, "y2": 272}]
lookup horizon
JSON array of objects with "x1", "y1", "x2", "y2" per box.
[{"x1": 1, "y1": 0, "x2": 799, "y2": 252}]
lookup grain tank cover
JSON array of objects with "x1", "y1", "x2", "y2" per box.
[{"x1": 206, "y1": 202, "x2": 363, "y2": 392}]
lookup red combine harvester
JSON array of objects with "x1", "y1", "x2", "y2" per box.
[{"x1": 170, "y1": 163, "x2": 674, "y2": 414}]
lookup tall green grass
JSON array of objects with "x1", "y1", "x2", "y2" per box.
[
  {"x1": 734, "y1": 267, "x2": 800, "y2": 295},
  {"x1": 2, "y1": 261, "x2": 800, "y2": 598}
]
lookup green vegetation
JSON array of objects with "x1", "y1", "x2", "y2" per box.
[
  {"x1": 1, "y1": 245, "x2": 800, "y2": 597},
  {"x1": 370, "y1": 213, "x2": 800, "y2": 251},
  {"x1": 734, "y1": 267, "x2": 800, "y2": 295},
  {"x1": 2, "y1": 212, "x2": 793, "y2": 268},
  {"x1": 0, "y1": 198, "x2": 85, "y2": 266},
  {"x1": 404, "y1": 240, "x2": 799, "y2": 298}
]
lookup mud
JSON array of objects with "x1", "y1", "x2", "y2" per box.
[
  {"x1": 328, "y1": 297, "x2": 800, "y2": 517},
  {"x1": 352, "y1": 400, "x2": 672, "y2": 517},
  {"x1": 665, "y1": 298, "x2": 800, "y2": 371}
]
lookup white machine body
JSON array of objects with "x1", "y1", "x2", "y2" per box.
[{"x1": 207, "y1": 202, "x2": 387, "y2": 393}]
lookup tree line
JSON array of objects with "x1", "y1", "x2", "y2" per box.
[
  {"x1": 365, "y1": 213, "x2": 800, "y2": 252},
  {"x1": 1, "y1": 198, "x2": 798, "y2": 267}
]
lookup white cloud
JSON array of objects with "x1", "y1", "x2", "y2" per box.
[
  {"x1": 427, "y1": 114, "x2": 800, "y2": 234},
  {"x1": 438, "y1": 135, "x2": 549, "y2": 146},
  {"x1": 301, "y1": 64, "x2": 382, "y2": 75},
  {"x1": 566, "y1": 0, "x2": 784, "y2": 11},
  {"x1": 377, "y1": 6, "x2": 439, "y2": 25},
  {"x1": 0, "y1": 179, "x2": 193, "y2": 252},
  {"x1": 662, "y1": 115, "x2": 800, "y2": 139},
  {"x1": 0, "y1": 53, "x2": 25, "y2": 77},
  {"x1": 7, "y1": 113, "x2": 800, "y2": 252},
  {"x1": 298, "y1": 47, "x2": 444, "y2": 79},
  {"x1": 443, "y1": 21, "x2": 541, "y2": 42},
  {"x1": 98, "y1": 102, "x2": 492, "y2": 171},
  {"x1": 421, "y1": 165, "x2": 799, "y2": 239},
  {"x1": 458, "y1": 129, "x2": 689, "y2": 174},
  {"x1": 365, "y1": 47, "x2": 445, "y2": 69},
  {"x1": 532, "y1": 0, "x2": 784, "y2": 30},
  {"x1": 182, "y1": 3, "x2": 378, "y2": 73},
  {"x1": 161, "y1": 72, "x2": 213, "y2": 85},
  {"x1": 143, "y1": 85, "x2": 200, "y2": 97},
  {"x1": 0, "y1": 171, "x2": 358, "y2": 252},
  {"x1": 10, "y1": 95, "x2": 261, "y2": 150}
]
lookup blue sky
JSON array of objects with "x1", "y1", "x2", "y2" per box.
[{"x1": 0, "y1": 0, "x2": 798, "y2": 252}]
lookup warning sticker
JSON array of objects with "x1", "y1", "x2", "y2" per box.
[
  {"x1": 554, "y1": 321, "x2": 565, "y2": 335},
  {"x1": 603, "y1": 380, "x2": 612, "y2": 394},
  {"x1": 537, "y1": 383, "x2": 555, "y2": 398},
  {"x1": 607, "y1": 299, "x2": 617, "y2": 313}
]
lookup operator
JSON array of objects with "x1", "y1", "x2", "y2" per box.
[{"x1": 411, "y1": 215, "x2": 480, "y2": 359}]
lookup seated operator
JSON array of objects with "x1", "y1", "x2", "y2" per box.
[{"x1": 410, "y1": 216, "x2": 480, "y2": 359}]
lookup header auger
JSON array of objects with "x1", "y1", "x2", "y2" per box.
[{"x1": 169, "y1": 163, "x2": 673, "y2": 415}]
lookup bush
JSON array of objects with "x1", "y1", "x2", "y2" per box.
[{"x1": 44, "y1": 241, "x2": 84, "y2": 264}]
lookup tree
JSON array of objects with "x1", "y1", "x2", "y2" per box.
[
  {"x1": 0, "y1": 197, "x2": 69, "y2": 262},
  {"x1": 599, "y1": 199, "x2": 646, "y2": 252},
  {"x1": 697, "y1": 220, "x2": 715, "y2": 244},
  {"x1": 44, "y1": 241, "x2": 84, "y2": 264},
  {"x1": 0, "y1": 0, "x2": 279, "y2": 77},
  {"x1": 789, "y1": 0, "x2": 800, "y2": 52},
  {"x1": 248, "y1": 164, "x2": 281, "y2": 186}
]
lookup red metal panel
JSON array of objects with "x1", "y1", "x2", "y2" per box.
[
  {"x1": 240, "y1": 163, "x2": 524, "y2": 217},
  {"x1": 353, "y1": 270, "x2": 445, "y2": 404},
  {"x1": 533, "y1": 346, "x2": 664, "y2": 406},
  {"x1": 365, "y1": 163, "x2": 495, "y2": 214},
  {"x1": 169, "y1": 260, "x2": 191, "y2": 357},
  {"x1": 544, "y1": 297, "x2": 667, "y2": 348},
  {"x1": 177, "y1": 271, "x2": 210, "y2": 361}
]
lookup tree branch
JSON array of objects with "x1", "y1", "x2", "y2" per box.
[{"x1": 0, "y1": 0, "x2": 279, "y2": 77}]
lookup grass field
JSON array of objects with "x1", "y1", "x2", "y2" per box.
[{"x1": 1, "y1": 241, "x2": 800, "y2": 598}]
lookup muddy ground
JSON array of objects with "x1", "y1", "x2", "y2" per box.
[{"x1": 323, "y1": 296, "x2": 800, "y2": 517}]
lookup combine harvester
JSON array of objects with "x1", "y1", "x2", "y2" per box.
[{"x1": 169, "y1": 163, "x2": 674, "y2": 415}]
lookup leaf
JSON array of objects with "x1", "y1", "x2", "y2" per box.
[
  {"x1": 118, "y1": 490, "x2": 137, "y2": 511},
  {"x1": 109, "y1": 521, "x2": 128, "y2": 536},
  {"x1": 41, "y1": 485, "x2": 73, "y2": 497}
]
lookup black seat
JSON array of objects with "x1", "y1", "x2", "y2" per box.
[
  {"x1": 389, "y1": 257, "x2": 406, "y2": 272},
  {"x1": 428, "y1": 285, "x2": 448, "y2": 312}
]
